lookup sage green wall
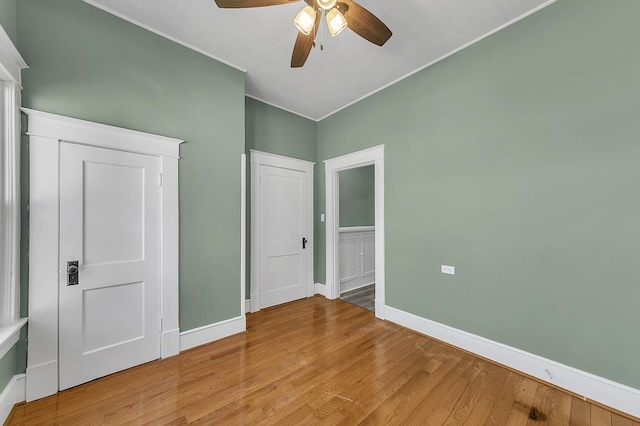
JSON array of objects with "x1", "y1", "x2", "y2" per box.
[
  {"x1": 339, "y1": 166, "x2": 374, "y2": 227},
  {"x1": 17, "y1": 0, "x2": 245, "y2": 330},
  {"x1": 245, "y1": 97, "x2": 317, "y2": 297},
  {"x1": 246, "y1": 97, "x2": 317, "y2": 162},
  {"x1": 317, "y1": 0, "x2": 640, "y2": 388},
  {"x1": 0, "y1": 0, "x2": 17, "y2": 44},
  {"x1": 0, "y1": 345, "x2": 17, "y2": 392}
]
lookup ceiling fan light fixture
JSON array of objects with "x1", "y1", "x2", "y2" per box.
[
  {"x1": 316, "y1": 0, "x2": 337, "y2": 10},
  {"x1": 294, "y1": 5, "x2": 316, "y2": 36},
  {"x1": 326, "y1": 8, "x2": 347, "y2": 37}
]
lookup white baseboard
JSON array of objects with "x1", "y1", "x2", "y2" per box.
[
  {"x1": 0, "y1": 374, "x2": 25, "y2": 424},
  {"x1": 314, "y1": 283, "x2": 328, "y2": 297},
  {"x1": 250, "y1": 294, "x2": 260, "y2": 313},
  {"x1": 179, "y1": 316, "x2": 246, "y2": 352},
  {"x1": 161, "y1": 328, "x2": 180, "y2": 359},
  {"x1": 245, "y1": 299, "x2": 251, "y2": 314},
  {"x1": 25, "y1": 359, "x2": 57, "y2": 402},
  {"x1": 385, "y1": 305, "x2": 640, "y2": 418}
]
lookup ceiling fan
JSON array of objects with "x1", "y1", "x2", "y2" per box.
[{"x1": 213, "y1": 0, "x2": 392, "y2": 68}]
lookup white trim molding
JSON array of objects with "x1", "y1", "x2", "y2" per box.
[
  {"x1": 385, "y1": 305, "x2": 640, "y2": 419},
  {"x1": 23, "y1": 108, "x2": 182, "y2": 158},
  {"x1": 249, "y1": 150, "x2": 315, "y2": 312},
  {"x1": 0, "y1": 25, "x2": 27, "y2": 85},
  {"x1": 0, "y1": 374, "x2": 25, "y2": 425},
  {"x1": 0, "y1": 26, "x2": 26, "y2": 328},
  {"x1": 0, "y1": 318, "x2": 27, "y2": 360},
  {"x1": 338, "y1": 226, "x2": 375, "y2": 233},
  {"x1": 23, "y1": 109, "x2": 184, "y2": 402},
  {"x1": 324, "y1": 145, "x2": 385, "y2": 319},
  {"x1": 314, "y1": 283, "x2": 328, "y2": 297},
  {"x1": 241, "y1": 153, "x2": 247, "y2": 317},
  {"x1": 179, "y1": 316, "x2": 246, "y2": 351}
]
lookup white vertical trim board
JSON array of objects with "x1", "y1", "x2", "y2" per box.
[
  {"x1": 0, "y1": 374, "x2": 26, "y2": 425},
  {"x1": 324, "y1": 145, "x2": 385, "y2": 320},
  {"x1": 249, "y1": 150, "x2": 315, "y2": 312},
  {"x1": 241, "y1": 154, "x2": 247, "y2": 317},
  {"x1": 0, "y1": 26, "x2": 26, "y2": 328},
  {"x1": 179, "y1": 316, "x2": 246, "y2": 351},
  {"x1": 24, "y1": 109, "x2": 183, "y2": 401},
  {"x1": 385, "y1": 305, "x2": 640, "y2": 419},
  {"x1": 160, "y1": 154, "x2": 180, "y2": 359}
]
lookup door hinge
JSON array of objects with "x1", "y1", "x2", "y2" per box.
[
  {"x1": 159, "y1": 173, "x2": 163, "y2": 187},
  {"x1": 159, "y1": 318, "x2": 163, "y2": 332}
]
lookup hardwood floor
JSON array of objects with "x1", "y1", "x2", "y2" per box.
[
  {"x1": 8, "y1": 296, "x2": 638, "y2": 425},
  {"x1": 340, "y1": 284, "x2": 375, "y2": 312}
]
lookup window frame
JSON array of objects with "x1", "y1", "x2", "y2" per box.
[{"x1": 0, "y1": 23, "x2": 28, "y2": 358}]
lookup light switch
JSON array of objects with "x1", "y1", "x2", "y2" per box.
[
  {"x1": 441, "y1": 265, "x2": 455, "y2": 275},
  {"x1": 320, "y1": 213, "x2": 325, "y2": 222}
]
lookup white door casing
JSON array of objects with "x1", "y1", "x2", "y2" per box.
[
  {"x1": 250, "y1": 151, "x2": 314, "y2": 312},
  {"x1": 58, "y1": 143, "x2": 161, "y2": 390},
  {"x1": 24, "y1": 109, "x2": 183, "y2": 401},
  {"x1": 324, "y1": 145, "x2": 385, "y2": 319}
]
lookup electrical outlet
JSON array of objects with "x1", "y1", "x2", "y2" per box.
[{"x1": 441, "y1": 265, "x2": 455, "y2": 275}]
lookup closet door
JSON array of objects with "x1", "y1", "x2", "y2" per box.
[{"x1": 58, "y1": 143, "x2": 161, "y2": 390}]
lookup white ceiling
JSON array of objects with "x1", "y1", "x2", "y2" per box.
[{"x1": 86, "y1": 0, "x2": 554, "y2": 121}]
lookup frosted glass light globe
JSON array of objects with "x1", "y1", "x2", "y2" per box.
[{"x1": 317, "y1": 0, "x2": 337, "y2": 10}]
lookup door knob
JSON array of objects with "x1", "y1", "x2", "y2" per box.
[
  {"x1": 67, "y1": 261, "x2": 79, "y2": 285},
  {"x1": 302, "y1": 237, "x2": 308, "y2": 249}
]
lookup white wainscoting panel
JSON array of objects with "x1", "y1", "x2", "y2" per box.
[
  {"x1": 339, "y1": 234, "x2": 360, "y2": 283},
  {"x1": 339, "y1": 227, "x2": 375, "y2": 293},
  {"x1": 385, "y1": 305, "x2": 640, "y2": 418}
]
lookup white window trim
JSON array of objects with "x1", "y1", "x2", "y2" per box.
[{"x1": 0, "y1": 24, "x2": 28, "y2": 345}]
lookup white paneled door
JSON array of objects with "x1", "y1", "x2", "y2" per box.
[
  {"x1": 58, "y1": 143, "x2": 161, "y2": 390},
  {"x1": 259, "y1": 165, "x2": 310, "y2": 309}
]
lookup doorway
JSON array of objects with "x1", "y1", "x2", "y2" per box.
[
  {"x1": 337, "y1": 165, "x2": 375, "y2": 312},
  {"x1": 324, "y1": 145, "x2": 385, "y2": 319}
]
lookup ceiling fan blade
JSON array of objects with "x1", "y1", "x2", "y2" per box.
[
  {"x1": 214, "y1": 0, "x2": 300, "y2": 8},
  {"x1": 339, "y1": 0, "x2": 392, "y2": 46},
  {"x1": 291, "y1": 8, "x2": 321, "y2": 68}
]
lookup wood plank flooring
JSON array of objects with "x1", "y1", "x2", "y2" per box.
[
  {"x1": 7, "y1": 296, "x2": 638, "y2": 425},
  {"x1": 340, "y1": 284, "x2": 375, "y2": 312}
]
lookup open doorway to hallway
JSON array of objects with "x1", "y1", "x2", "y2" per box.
[
  {"x1": 337, "y1": 165, "x2": 375, "y2": 312},
  {"x1": 324, "y1": 145, "x2": 384, "y2": 319}
]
